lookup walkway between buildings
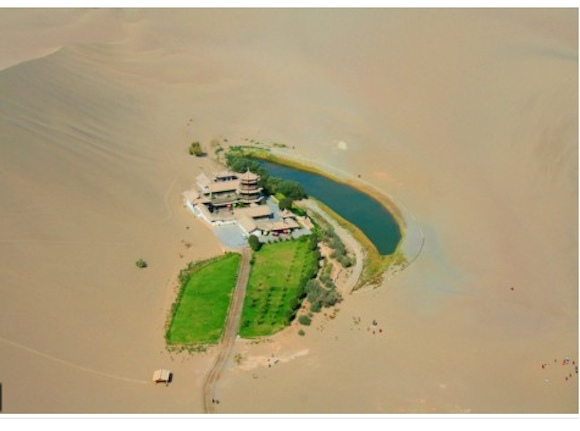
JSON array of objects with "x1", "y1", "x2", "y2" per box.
[{"x1": 202, "y1": 247, "x2": 252, "y2": 413}]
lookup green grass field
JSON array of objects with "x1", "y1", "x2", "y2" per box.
[
  {"x1": 166, "y1": 253, "x2": 241, "y2": 345},
  {"x1": 240, "y1": 238, "x2": 318, "y2": 338}
]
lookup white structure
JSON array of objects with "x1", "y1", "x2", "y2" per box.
[{"x1": 152, "y1": 369, "x2": 172, "y2": 385}]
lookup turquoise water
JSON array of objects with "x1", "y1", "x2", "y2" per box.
[{"x1": 259, "y1": 160, "x2": 401, "y2": 255}]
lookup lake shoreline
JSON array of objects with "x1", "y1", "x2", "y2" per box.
[{"x1": 220, "y1": 144, "x2": 423, "y2": 289}]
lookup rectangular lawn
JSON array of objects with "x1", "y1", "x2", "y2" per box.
[
  {"x1": 240, "y1": 238, "x2": 318, "y2": 338},
  {"x1": 167, "y1": 253, "x2": 241, "y2": 345}
]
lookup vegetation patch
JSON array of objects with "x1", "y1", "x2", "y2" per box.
[
  {"x1": 225, "y1": 146, "x2": 407, "y2": 287},
  {"x1": 135, "y1": 259, "x2": 148, "y2": 268},
  {"x1": 248, "y1": 234, "x2": 261, "y2": 251},
  {"x1": 310, "y1": 199, "x2": 405, "y2": 289},
  {"x1": 240, "y1": 237, "x2": 319, "y2": 338},
  {"x1": 189, "y1": 141, "x2": 205, "y2": 156},
  {"x1": 224, "y1": 147, "x2": 307, "y2": 200},
  {"x1": 230, "y1": 144, "x2": 400, "y2": 289},
  {"x1": 166, "y1": 253, "x2": 241, "y2": 345},
  {"x1": 227, "y1": 146, "x2": 345, "y2": 188}
]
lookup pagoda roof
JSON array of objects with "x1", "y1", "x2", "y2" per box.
[
  {"x1": 214, "y1": 170, "x2": 238, "y2": 180},
  {"x1": 204, "y1": 180, "x2": 239, "y2": 194},
  {"x1": 263, "y1": 219, "x2": 301, "y2": 232},
  {"x1": 239, "y1": 169, "x2": 259, "y2": 182},
  {"x1": 238, "y1": 216, "x2": 258, "y2": 234},
  {"x1": 233, "y1": 205, "x2": 272, "y2": 219}
]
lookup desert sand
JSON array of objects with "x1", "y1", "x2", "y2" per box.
[{"x1": 0, "y1": 8, "x2": 577, "y2": 415}]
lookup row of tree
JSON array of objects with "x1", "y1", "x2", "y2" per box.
[
  {"x1": 283, "y1": 236, "x2": 320, "y2": 325},
  {"x1": 225, "y1": 149, "x2": 307, "y2": 201},
  {"x1": 297, "y1": 234, "x2": 342, "y2": 314}
]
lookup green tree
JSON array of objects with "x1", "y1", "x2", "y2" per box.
[
  {"x1": 225, "y1": 153, "x2": 268, "y2": 177},
  {"x1": 248, "y1": 234, "x2": 261, "y2": 251},
  {"x1": 307, "y1": 234, "x2": 318, "y2": 251},
  {"x1": 278, "y1": 180, "x2": 306, "y2": 200},
  {"x1": 278, "y1": 197, "x2": 294, "y2": 211}
]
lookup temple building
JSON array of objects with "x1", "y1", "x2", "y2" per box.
[
  {"x1": 237, "y1": 170, "x2": 262, "y2": 204},
  {"x1": 191, "y1": 169, "x2": 263, "y2": 208},
  {"x1": 183, "y1": 168, "x2": 309, "y2": 245}
]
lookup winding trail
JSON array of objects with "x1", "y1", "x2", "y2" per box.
[
  {"x1": 0, "y1": 335, "x2": 149, "y2": 384},
  {"x1": 202, "y1": 247, "x2": 252, "y2": 413}
]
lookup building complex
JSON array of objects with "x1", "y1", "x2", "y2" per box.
[{"x1": 183, "y1": 169, "x2": 309, "y2": 241}]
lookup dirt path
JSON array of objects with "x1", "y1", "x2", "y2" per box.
[
  {"x1": 202, "y1": 247, "x2": 252, "y2": 413},
  {"x1": 300, "y1": 199, "x2": 364, "y2": 295}
]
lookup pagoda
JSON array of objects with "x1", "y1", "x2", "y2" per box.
[{"x1": 236, "y1": 169, "x2": 263, "y2": 204}]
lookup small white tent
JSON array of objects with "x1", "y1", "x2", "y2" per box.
[{"x1": 152, "y1": 369, "x2": 172, "y2": 385}]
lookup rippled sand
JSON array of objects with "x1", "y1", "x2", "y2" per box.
[{"x1": 0, "y1": 8, "x2": 576, "y2": 414}]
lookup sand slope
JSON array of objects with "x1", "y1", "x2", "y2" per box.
[{"x1": 0, "y1": 8, "x2": 576, "y2": 414}]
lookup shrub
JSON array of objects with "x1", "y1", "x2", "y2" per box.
[
  {"x1": 310, "y1": 301, "x2": 322, "y2": 313},
  {"x1": 288, "y1": 297, "x2": 300, "y2": 311},
  {"x1": 307, "y1": 234, "x2": 318, "y2": 251},
  {"x1": 337, "y1": 254, "x2": 355, "y2": 268},
  {"x1": 298, "y1": 315, "x2": 312, "y2": 326},
  {"x1": 248, "y1": 234, "x2": 261, "y2": 251},
  {"x1": 278, "y1": 197, "x2": 294, "y2": 211},
  {"x1": 290, "y1": 206, "x2": 307, "y2": 217},
  {"x1": 322, "y1": 290, "x2": 342, "y2": 307},
  {"x1": 135, "y1": 259, "x2": 148, "y2": 268},
  {"x1": 189, "y1": 141, "x2": 204, "y2": 156},
  {"x1": 305, "y1": 279, "x2": 323, "y2": 300},
  {"x1": 304, "y1": 277, "x2": 342, "y2": 311},
  {"x1": 285, "y1": 308, "x2": 297, "y2": 323},
  {"x1": 298, "y1": 329, "x2": 306, "y2": 336}
]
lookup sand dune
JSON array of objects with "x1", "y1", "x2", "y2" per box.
[{"x1": 0, "y1": 8, "x2": 576, "y2": 414}]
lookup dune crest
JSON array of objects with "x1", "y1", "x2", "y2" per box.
[{"x1": 0, "y1": 9, "x2": 576, "y2": 414}]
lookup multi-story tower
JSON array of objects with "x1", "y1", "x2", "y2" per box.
[{"x1": 236, "y1": 169, "x2": 263, "y2": 204}]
